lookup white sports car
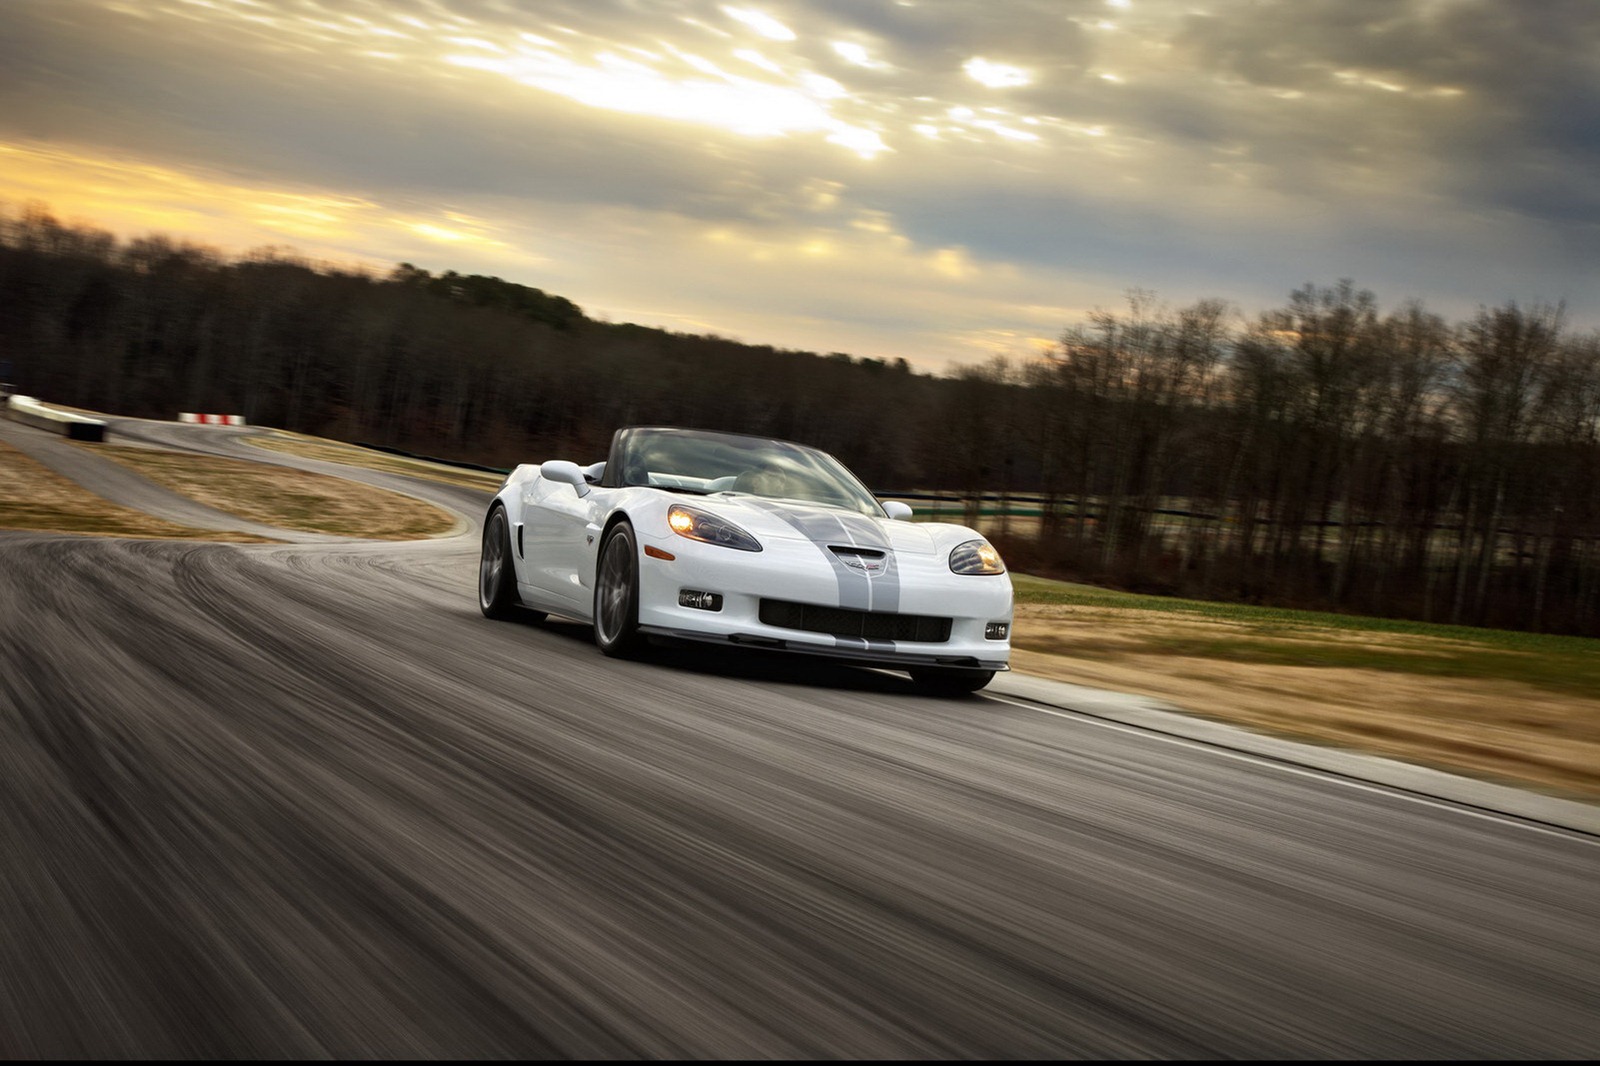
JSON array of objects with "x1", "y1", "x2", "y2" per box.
[{"x1": 478, "y1": 426, "x2": 1012, "y2": 692}]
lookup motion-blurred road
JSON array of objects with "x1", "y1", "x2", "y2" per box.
[{"x1": 2, "y1": 419, "x2": 1598, "y2": 1056}]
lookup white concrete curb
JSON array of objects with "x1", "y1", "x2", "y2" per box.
[{"x1": 4, "y1": 394, "x2": 107, "y2": 441}]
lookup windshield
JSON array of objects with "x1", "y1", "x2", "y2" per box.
[{"x1": 609, "y1": 428, "x2": 884, "y2": 517}]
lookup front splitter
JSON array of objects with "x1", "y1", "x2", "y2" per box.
[{"x1": 638, "y1": 625, "x2": 1010, "y2": 672}]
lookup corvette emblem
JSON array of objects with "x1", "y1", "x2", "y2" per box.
[{"x1": 840, "y1": 556, "x2": 886, "y2": 575}]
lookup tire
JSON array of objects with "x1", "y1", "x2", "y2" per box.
[
  {"x1": 479, "y1": 506, "x2": 523, "y2": 620},
  {"x1": 908, "y1": 667, "x2": 995, "y2": 695},
  {"x1": 593, "y1": 521, "x2": 644, "y2": 657}
]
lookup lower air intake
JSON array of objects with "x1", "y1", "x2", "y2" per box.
[{"x1": 759, "y1": 599, "x2": 952, "y2": 643}]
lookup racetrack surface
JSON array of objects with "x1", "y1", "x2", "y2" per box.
[{"x1": 2, "y1": 422, "x2": 1598, "y2": 1056}]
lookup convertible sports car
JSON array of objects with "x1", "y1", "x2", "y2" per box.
[{"x1": 478, "y1": 426, "x2": 1012, "y2": 692}]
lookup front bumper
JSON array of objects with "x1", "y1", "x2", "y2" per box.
[{"x1": 634, "y1": 529, "x2": 1012, "y2": 672}]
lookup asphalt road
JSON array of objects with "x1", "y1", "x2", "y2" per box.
[{"x1": 2, "y1": 420, "x2": 1598, "y2": 1057}]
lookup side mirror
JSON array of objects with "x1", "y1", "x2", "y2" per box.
[
  {"x1": 540, "y1": 459, "x2": 590, "y2": 497},
  {"x1": 883, "y1": 501, "x2": 913, "y2": 520}
]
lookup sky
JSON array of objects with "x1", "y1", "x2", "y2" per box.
[{"x1": 1, "y1": 0, "x2": 1597, "y2": 370}]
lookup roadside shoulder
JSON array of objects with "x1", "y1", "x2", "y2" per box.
[{"x1": 992, "y1": 671, "x2": 1600, "y2": 836}]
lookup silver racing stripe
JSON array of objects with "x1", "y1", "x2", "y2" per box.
[
  {"x1": 745, "y1": 500, "x2": 868, "y2": 609},
  {"x1": 744, "y1": 500, "x2": 902, "y2": 614},
  {"x1": 831, "y1": 512, "x2": 901, "y2": 616},
  {"x1": 832, "y1": 635, "x2": 900, "y2": 654}
]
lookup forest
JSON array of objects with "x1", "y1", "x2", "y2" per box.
[{"x1": 3, "y1": 202, "x2": 1598, "y2": 636}]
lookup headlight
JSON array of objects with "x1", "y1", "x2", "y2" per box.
[
  {"x1": 667, "y1": 504, "x2": 763, "y2": 552},
  {"x1": 949, "y1": 538, "x2": 1005, "y2": 575}
]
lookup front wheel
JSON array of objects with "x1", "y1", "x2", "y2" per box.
[
  {"x1": 909, "y1": 667, "x2": 995, "y2": 695},
  {"x1": 593, "y1": 522, "x2": 644, "y2": 658},
  {"x1": 479, "y1": 506, "x2": 522, "y2": 619}
]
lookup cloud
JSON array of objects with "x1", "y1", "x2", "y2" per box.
[
  {"x1": 0, "y1": 0, "x2": 1597, "y2": 371},
  {"x1": 1168, "y1": 0, "x2": 1600, "y2": 230}
]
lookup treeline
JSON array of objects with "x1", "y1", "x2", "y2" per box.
[
  {"x1": 0, "y1": 204, "x2": 933, "y2": 487},
  {"x1": 2, "y1": 203, "x2": 1598, "y2": 634},
  {"x1": 973, "y1": 286, "x2": 1600, "y2": 636}
]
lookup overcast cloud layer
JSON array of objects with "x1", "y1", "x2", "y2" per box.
[{"x1": 1, "y1": 0, "x2": 1596, "y2": 368}]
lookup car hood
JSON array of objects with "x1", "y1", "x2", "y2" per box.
[{"x1": 686, "y1": 495, "x2": 942, "y2": 556}]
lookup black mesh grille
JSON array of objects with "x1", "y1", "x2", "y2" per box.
[{"x1": 759, "y1": 599, "x2": 952, "y2": 643}]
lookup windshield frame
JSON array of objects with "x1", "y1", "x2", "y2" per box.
[{"x1": 601, "y1": 427, "x2": 886, "y2": 518}]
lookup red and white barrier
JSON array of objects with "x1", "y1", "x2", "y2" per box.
[{"x1": 179, "y1": 413, "x2": 246, "y2": 426}]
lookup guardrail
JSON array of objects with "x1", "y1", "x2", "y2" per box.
[
  {"x1": 3, "y1": 395, "x2": 107, "y2": 442},
  {"x1": 341, "y1": 443, "x2": 1084, "y2": 515}
]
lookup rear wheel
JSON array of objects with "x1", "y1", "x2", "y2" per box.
[
  {"x1": 479, "y1": 506, "x2": 523, "y2": 620},
  {"x1": 594, "y1": 521, "x2": 644, "y2": 657},
  {"x1": 909, "y1": 667, "x2": 995, "y2": 695}
]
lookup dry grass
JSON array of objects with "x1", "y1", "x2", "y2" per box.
[
  {"x1": 91, "y1": 444, "x2": 459, "y2": 540},
  {"x1": 246, "y1": 432, "x2": 506, "y2": 491},
  {"x1": 1011, "y1": 600, "x2": 1600, "y2": 800},
  {"x1": 0, "y1": 440, "x2": 272, "y2": 542}
]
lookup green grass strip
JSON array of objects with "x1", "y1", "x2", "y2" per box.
[
  {"x1": 1012, "y1": 573, "x2": 1600, "y2": 698},
  {"x1": 1010, "y1": 573, "x2": 1600, "y2": 655}
]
